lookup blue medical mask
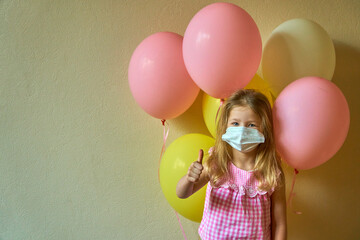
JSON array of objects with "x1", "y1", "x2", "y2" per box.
[{"x1": 222, "y1": 127, "x2": 265, "y2": 152}]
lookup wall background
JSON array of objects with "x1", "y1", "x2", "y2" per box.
[{"x1": 1, "y1": 0, "x2": 359, "y2": 239}]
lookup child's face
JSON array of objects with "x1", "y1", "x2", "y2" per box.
[{"x1": 227, "y1": 106, "x2": 262, "y2": 133}]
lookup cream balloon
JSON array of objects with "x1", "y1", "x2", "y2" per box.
[{"x1": 262, "y1": 18, "x2": 336, "y2": 96}]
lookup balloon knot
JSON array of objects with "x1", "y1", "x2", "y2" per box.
[
  {"x1": 220, "y1": 99, "x2": 225, "y2": 105},
  {"x1": 161, "y1": 119, "x2": 166, "y2": 126},
  {"x1": 294, "y1": 169, "x2": 299, "y2": 175}
]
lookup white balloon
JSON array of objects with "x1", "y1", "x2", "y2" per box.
[{"x1": 262, "y1": 18, "x2": 336, "y2": 96}]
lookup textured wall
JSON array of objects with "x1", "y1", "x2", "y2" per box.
[{"x1": 0, "y1": 0, "x2": 359, "y2": 239}]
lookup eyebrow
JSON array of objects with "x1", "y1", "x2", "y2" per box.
[{"x1": 229, "y1": 118, "x2": 259, "y2": 123}]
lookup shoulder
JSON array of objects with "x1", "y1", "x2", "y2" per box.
[{"x1": 271, "y1": 175, "x2": 286, "y2": 201}]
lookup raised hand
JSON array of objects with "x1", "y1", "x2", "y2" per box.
[{"x1": 187, "y1": 149, "x2": 204, "y2": 183}]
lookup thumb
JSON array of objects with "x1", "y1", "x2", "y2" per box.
[{"x1": 197, "y1": 149, "x2": 204, "y2": 164}]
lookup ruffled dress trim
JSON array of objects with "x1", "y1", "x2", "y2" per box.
[
  {"x1": 217, "y1": 182, "x2": 269, "y2": 197},
  {"x1": 212, "y1": 162, "x2": 273, "y2": 197}
]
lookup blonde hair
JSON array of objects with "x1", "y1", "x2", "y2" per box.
[{"x1": 204, "y1": 89, "x2": 284, "y2": 191}]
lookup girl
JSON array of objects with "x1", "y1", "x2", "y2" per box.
[{"x1": 176, "y1": 89, "x2": 287, "y2": 240}]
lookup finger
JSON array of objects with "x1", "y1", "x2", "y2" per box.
[
  {"x1": 188, "y1": 172, "x2": 200, "y2": 182},
  {"x1": 191, "y1": 166, "x2": 201, "y2": 175},
  {"x1": 193, "y1": 162, "x2": 203, "y2": 171},
  {"x1": 197, "y1": 149, "x2": 204, "y2": 164},
  {"x1": 188, "y1": 171, "x2": 200, "y2": 179},
  {"x1": 188, "y1": 161, "x2": 203, "y2": 176}
]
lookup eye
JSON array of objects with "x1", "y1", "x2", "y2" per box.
[
  {"x1": 231, "y1": 122, "x2": 239, "y2": 126},
  {"x1": 248, "y1": 123, "x2": 256, "y2": 127}
]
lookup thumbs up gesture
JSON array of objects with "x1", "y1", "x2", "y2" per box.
[
  {"x1": 176, "y1": 149, "x2": 209, "y2": 199},
  {"x1": 187, "y1": 149, "x2": 204, "y2": 183}
]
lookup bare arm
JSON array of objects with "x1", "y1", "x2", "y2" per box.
[
  {"x1": 176, "y1": 149, "x2": 209, "y2": 199},
  {"x1": 271, "y1": 175, "x2": 287, "y2": 240}
]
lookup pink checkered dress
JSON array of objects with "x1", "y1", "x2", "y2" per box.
[{"x1": 198, "y1": 162, "x2": 273, "y2": 239}]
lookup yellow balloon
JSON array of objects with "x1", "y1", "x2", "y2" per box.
[
  {"x1": 244, "y1": 74, "x2": 275, "y2": 108},
  {"x1": 159, "y1": 134, "x2": 215, "y2": 222},
  {"x1": 202, "y1": 74, "x2": 275, "y2": 137},
  {"x1": 202, "y1": 92, "x2": 222, "y2": 138}
]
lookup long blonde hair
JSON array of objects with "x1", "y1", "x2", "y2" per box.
[{"x1": 204, "y1": 89, "x2": 284, "y2": 191}]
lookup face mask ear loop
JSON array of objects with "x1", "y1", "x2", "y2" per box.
[
  {"x1": 287, "y1": 168, "x2": 302, "y2": 214},
  {"x1": 215, "y1": 98, "x2": 225, "y2": 126}
]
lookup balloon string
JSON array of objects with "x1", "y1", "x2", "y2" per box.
[
  {"x1": 157, "y1": 120, "x2": 188, "y2": 239},
  {"x1": 158, "y1": 119, "x2": 169, "y2": 181},
  {"x1": 215, "y1": 99, "x2": 225, "y2": 126},
  {"x1": 174, "y1": 210, "x2": 188, "y2": 240},
  {"x1": 287, "y1": 168, "x2": 302, "y2": 214}
]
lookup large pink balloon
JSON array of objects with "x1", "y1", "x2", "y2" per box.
[
  {"x1": 128, "y1": 32, "x2": 199, "y2": 120},
  {"x1": 183, "y1": 2, "x2": 262, "y2": 99},
  {"x1": 273, "y1": 77, "x2": 350, "y2": 170}
]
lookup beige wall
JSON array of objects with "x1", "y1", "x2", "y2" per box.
[{"x1": 1, "y1": 0, "x2": 359, "y2": 239}]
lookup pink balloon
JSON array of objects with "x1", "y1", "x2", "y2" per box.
[
  {"x1": 183, "y1": 2, "x2": 262, "y2": 99},
  {"x1": 273, "y1": 77, "x2": 350, "y2": 170},
  {"x1": 128, "y1": 32, "x2": 199, "y2": 120}
]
